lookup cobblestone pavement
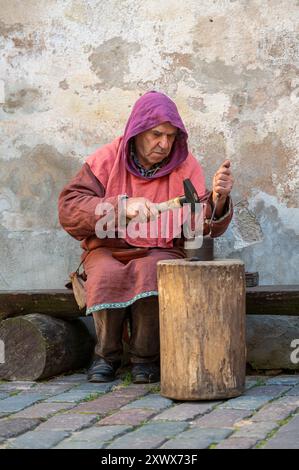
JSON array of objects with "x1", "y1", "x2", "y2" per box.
[{"x1": 0, "y1": 373, "x2": 298, "y2": 449}]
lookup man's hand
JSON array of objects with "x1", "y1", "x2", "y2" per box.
[
  {"x1": 212, "y1": 159, "x2": 234, "y2": 203},
  {"x1": 211, "y1": 160, "x2": 234, "y2": 218},
  {"x1": 125, "y1": 197, "x2": 159, "y2": 223}
]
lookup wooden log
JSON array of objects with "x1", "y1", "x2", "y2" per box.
[
  {"x1": 0, "y1": 290, "x2": 82, "y2": 321},
  {"x1": 246, "y1": 285, "x2": 299, "y2": 315},
  {"x1": 0, "y1": 314, "x2": 95, "y2": 381},
  {"x1": 157, "y1": 259, "x2": 246, "y2": 400}
]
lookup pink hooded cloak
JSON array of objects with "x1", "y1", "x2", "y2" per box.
[{"x1": 58, "y1": 91, "x2": 233, "y2": 314}]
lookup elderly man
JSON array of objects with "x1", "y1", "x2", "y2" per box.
[{"x1": 58, "y1": 91, "x2": 233, "y2": 384}]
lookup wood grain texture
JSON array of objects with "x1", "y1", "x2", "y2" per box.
[
  {"x1": 0, "y1": 313, "x2": 94, "y2": 380},
  {"x1": 0, "y1": 290, "x2": 80, "y2": 321},
  {"x1": 246, "y1": 285, "x2": 299, "y2": 315},
  {"x1": 157, "y1": 259, "x2": 246, "y2": 400},
  {"x1": 1, "y1": 285, "x2": 298, "y2": 321}
]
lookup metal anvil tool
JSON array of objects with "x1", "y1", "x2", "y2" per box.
[{"x1": 156, "y1": 178, "x2": 215, "y2": 262}]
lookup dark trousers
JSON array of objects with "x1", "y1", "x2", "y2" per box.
[{"x1": 92, "y1": 296, "x2": 160, "y2": 364}]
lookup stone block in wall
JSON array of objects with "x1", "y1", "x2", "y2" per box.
[{"x1": 246, "y1": 315, "x2": 299, "y2": 370}]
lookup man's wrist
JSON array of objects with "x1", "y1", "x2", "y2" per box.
[
  {"x1": 212, "y1": 191, "x2": 227, "y2": 205},
  {"x1": 210, "y1": 192, "x2": 230, "y2": 219}
]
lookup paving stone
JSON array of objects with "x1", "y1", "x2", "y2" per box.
[
  {"x1": 266, "y1": 376, "x2": 299, "y2": 385},
  {"x1": 0, "y1": 393, "x2": 45, "y2": 413},
  {"x1": 251, "y1": 401, "x2": 298, "y2": 422},
  {"x1": 0, "y1": 382, "x2": 36, "y2": 392},
  {"x1": 31, "y1": 384, "x2": 75, "y2": 396},
  {"x1": 72, "y1": 382, "x2": 117, "y2": 394},
  {"x1": 285, "y1": 384, "x2": 299, "y2": 396},
  {"x1": 4, "y1": 372, "x2": 296, "y2": 449},
  {"x1": 192, "y1": 409, "x2": 252, "y2": 428},
  {"x1": 55, "y1": 425, "x2": 132, "y2": 449},
  {"x1": 263, "y1": 414, "x2": 299, "y2": 449},
  {"x1": 245, "y1": 385, "x2": 290, "y2": 397},
  {"x1": 55, "y1": 440, "x2": 106, "y2": 449},
  {"x1": 122, "y1": 384, "x2": 151, "y2": 393},
  {"x1": 122, "y1": 394, "x2": 172, "y2": 411},
  {"x1": 246, "y1": 376, "x2": 267, "y2": 383},
  {"x1": 45, "y1": 389, "x2": 101, "y2": 403},
  {"x1": 152, "y1": 402, "x2": 221, "y2": 421},
  {"x1": 71, "y1": 394, "x2": 134, "y2": 415},
  {"x1": 219, "y1": 395, "x2": 272, "y2": 411},
  {"x1": 7, "y1": 430, "x2": 70, "y2": 449},
  {"x1": 276, "y1": 396, "x2": 299, "y2": 407},
  {"x1": 161, "y1": 427, "x2": 232, "y2": 449},
  {"x1": 13, "y1": 402, "x2": 76, "y2": 419},
  {"x1": 233, "y1": 419, "x2": 278, "y2": 439},
  {"x1": 245, "y1": 378, "x2": 259, "y2": 390},
  {"x1": 111, "y1": 384, "x2": 149, "y2": 398},
  {"x1": 215, "y1": 437, "x2": 258, "y2": 449},
  {"x1": 108, "y1": 421, "x2": 188, "y2": 449},
  {"x1": 0, "y1": 418, "x2": 41, "y2": 439},
  {"x1": 48, "y1": 374, "x2": 88, "y2": 384},
  {"x1": 35, "y1": 413, "x2": 98, "y2": 431},
  {"x1": 97, "y1": 409, "x2": 156, "y2": 426},
  {"x1": 0, "y1": 392, "x2": 9, "y2": 400}
]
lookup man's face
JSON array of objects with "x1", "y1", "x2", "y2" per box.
[{"x1": 134, "y1": 122, "x2": 178, "y2": 169}]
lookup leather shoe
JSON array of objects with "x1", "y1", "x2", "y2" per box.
[
  {"x1": 87, "y1": 357, "x2": 121, "y2": 383},
  {"x1": 132, "y1": 362, "x2": 160, "y2": 384}
]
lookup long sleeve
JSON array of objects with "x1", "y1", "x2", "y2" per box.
[
  {"x1": 182, "y1": 190, "x2": 233, "y2": 244},
  {"x1": 202, "y1": 191, "x2": 233, "y2": 238},
  {"x1": 58, "y1": 162, "x2": 119, "y2": 241},
  {"x1": 184, "y1": 156, "x2": 233, "y2": 238}
]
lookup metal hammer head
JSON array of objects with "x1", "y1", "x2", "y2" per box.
[{"x1": 180, "y1": 179, "x2": 200, "y2": 211}]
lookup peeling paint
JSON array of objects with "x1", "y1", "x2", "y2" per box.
[
  {"x1": 235, "y1": 134, "x2": 298, "y2": 207},
  {"x1": 88, "y1": 37, "x2": 141, "y2": 88},
  {"x1": 0, "y1": 20, "x2": 23, "y2": 37},
  {"x1": 231, "y1": 201, "x2": 264, "y2": 250},
  {"x1": 216, "y1": 191, "x2": 299, "y2": 284},
  {"x1": 0, "y1": 145, "x2": 81, "y2": 231},
  {"x1": 59, "y1": 79, "x2": 69, "y2": 90},
  {"x1": 64, "y1": 0, "x2": 90, "y2": 24},
  {"x1": 3, "y1": 87, "x2": 43, "y2": 113}
]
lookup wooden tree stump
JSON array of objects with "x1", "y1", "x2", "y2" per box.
[
  {"x1": 157, "y1": 259, "x2": 246, "y2": 400},
  {"x1": 0, "y1": 314, "x2": 95, "y2": 381}
]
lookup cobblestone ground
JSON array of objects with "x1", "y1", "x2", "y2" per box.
[{"x1": 0, "y1": 373, "x2": 298, "y2": 449}]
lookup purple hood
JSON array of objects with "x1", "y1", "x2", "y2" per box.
[{"x1": 122, "y1": 91, "x2": 189, "y2": 179}]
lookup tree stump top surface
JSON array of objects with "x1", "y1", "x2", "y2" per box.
[{"x1": 158, "y1": 258, "x2": 245, "y2": 267}]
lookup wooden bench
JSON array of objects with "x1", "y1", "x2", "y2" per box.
[
  {"x1": 246, "y1": 285, "x2": 299, "y2": 316},
  {"x1": 1, "y1": 286, "x2": 298, "y2": 321},
  {"x1": 0, "y1": 286, "x2": 298, "y2": 380}
]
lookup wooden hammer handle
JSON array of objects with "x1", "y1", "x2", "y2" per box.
[{"x1": 155, "y1": 197, "x2": 183, "y2": 213}]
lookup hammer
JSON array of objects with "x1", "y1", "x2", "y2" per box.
[
  {"x1": 155, "y1": 179, "x2": 211, "y2": 261},
  {"x1": 124, "y1": 180, "x2": 199, "y2": 225},
  {"x1": 155, "y1": 179, "x2": 200, "y2": 213}
]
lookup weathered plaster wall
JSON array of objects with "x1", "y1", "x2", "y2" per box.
[{"x1": 0, "y1": 0, "x2": 298, "y2": 288}]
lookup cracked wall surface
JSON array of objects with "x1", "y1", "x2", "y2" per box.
[{"x1": 0, "y1": 0, "x2": 298, "y2": 288}]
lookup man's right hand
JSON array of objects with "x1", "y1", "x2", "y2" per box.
[{"x1": 125, "y1": 197, "x2": 159, "y2": 222}]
